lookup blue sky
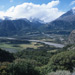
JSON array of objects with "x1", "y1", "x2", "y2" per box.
[
  {"x1": 0, "y1": 0, "x2": 75, "y2": 11},
  {"x1": 0, "y1": 0, "x2": 75, "y2": 22}
]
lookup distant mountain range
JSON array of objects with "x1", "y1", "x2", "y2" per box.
[
  {"x1": 44, "y1": 8, "x2": 75, "y2": 34},
  {"x1": 0, "y1": 18, "x2": 44, "y2": 36},
  {"x1": 0, "y1": 8, "x2": 75, "y2": 36}
]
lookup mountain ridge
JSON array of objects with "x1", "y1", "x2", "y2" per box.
[
  {"x1": 0, "y1": 8, "x2": 75, "y2": 36},
  {"x1": 44, "y1": 8, "x2": 75, "y2": 34},
  {"x1": 0, "y1": 18, "x2": 44, "y2": 36}
]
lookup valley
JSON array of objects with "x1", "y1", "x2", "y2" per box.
[
  {"x1": 0, "y1": 33, "x2": 65, "y2": 53},
  {"x1": 0, "y1": 6, "x2": 75, "y2": 75}
]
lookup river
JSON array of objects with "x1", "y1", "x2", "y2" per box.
[
  {"x1": 0, "y1": 37, "x2": 65, "y2": 48},
  {"x1": 29, "y1": 40, "x2": 65, "y2": 48}
]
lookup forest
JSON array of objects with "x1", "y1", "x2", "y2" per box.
[{"x1": 0, "y1": 43, "x2": 75, "y2": 75}]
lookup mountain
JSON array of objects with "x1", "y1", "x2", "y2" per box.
[
  {"x1": 0, "y1": 18, "x2": 44, "y2": 36},
  {"x1": 60, "y1": 7, "x2": 75, "y2": 17},
  {"x1": 0, "y1": 8, "x2": 75, "y2": 36},
  {"x1": 44, "y1": 8, "x2": 75, "y2": 35},
  {"x1": 58, "y1": 7, "x2": 75, "y2": 22}
]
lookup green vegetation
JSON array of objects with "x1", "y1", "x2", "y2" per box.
[
  {"x1": 15, "y1": 50, "x2": 55, "y2": 65},
  {"x1": 46, "y1": 50, "x2": 75, "y2": 72},
  {"x1": 0, "y1": 42, "x2": 42, "y2": 50},
  {"x1": 20, "y1": 42, "x2": 43, "y2": 49},
  {"x1": 0, "y1": 8, "x2": 75, "y2": 75},
  {"x1": 0, "y1": 39, "x2": 75, "y2": 75},
  {"x1": 7, "y1": 59, "x2": 40, "y2": 75},
  {"x1": 0, "y1": 39, "x2": 44, "y2": 52},
  {"x1": 0, "y1": 49, "x2": 15, "y2": 62}
]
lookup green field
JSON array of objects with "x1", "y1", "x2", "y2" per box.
[{"x1": 0, "y1": 42, "x2": 43, "y2": 52}]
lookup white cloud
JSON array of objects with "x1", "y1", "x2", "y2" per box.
[
  {"x1": 70, "y1": 1, "x2": 75, "y2": 6},
  {"x1": 0, "y1": 0, "x2": 64, "y2": 22}
]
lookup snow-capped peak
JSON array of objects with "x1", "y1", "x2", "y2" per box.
[{"x1": 72, "y1": 7, "x2": 75, "y2": 14}]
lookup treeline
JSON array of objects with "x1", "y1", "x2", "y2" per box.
[
  {"x1": 0, "y1": 49, "x2": 15, "y2": 62},
  {"x1": 0, "y1": 39, "x2": 30, "y2": 44}
]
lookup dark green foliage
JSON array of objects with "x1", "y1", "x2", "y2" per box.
[
  {"x1": 0, "y1": 62, "x2": 10, "y2": 75},
  {"x1": 15, "y1": 44, "x2": 59, "y2": 65},
  {"x1": 0, "y1": 39, "x2": 75, "y2": 75},
  {"x1": 0, "y1": 39, "x2": 30, "y2": 44},
  {"x1": 46, "y1": 50, "x2": 75, "y2": 72},
  {"x1": 15, "y1": 49, "x2": 57, "y2": 65},
  {"x1": 0, "y1": 49, "x2": 15, "y2": 62},
  {"x1": 8, "y1": 40, "x2": 30, "y2": 44},
  {"x1": 7, "y1": 59, "x2": 41, "y2": 75},
  {"x1": 62, "y1": 44, "x2": 73, "y2": 51}
]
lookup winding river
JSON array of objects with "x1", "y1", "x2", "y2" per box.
[
  {"x1": 0, "y1": 37, "x2": 65, "y2": 48},
  {"x1": 29, "y1": 40, "x2": 65, "y2": 48}
]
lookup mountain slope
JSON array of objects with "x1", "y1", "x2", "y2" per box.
[
  {"x1": 44, "y1": 8, "x2": 75, "y2": 34},
  {"x1": 0, "y1": 18, "x2": 44, "y2": 36},
  {"x1": 0, "y1": 8, "x2": 75, "y2": 36}
]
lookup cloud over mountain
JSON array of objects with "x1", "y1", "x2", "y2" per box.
[{"x1": 0, "y1": 0, "x2": 64, "y2": 22}]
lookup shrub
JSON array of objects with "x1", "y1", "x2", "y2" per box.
[
  {"x1": 7, "y1": 59, "x2": 41, "y2": 75},
  {"x1": 46, "y1": 50, "x2": 75, "y2": 72},
  {"x1": 0, "y1": 49, "x2": 15, "y2": 62}
]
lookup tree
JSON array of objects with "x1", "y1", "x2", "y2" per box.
[
  {"x1": 7, "y1": 59, "x2": 41, "y2": 75},
  {"x1": 47, "y1": 50, "x2": 75, "y2": 72},
  {"x1": 0, "y1": 49, "x2": 15, "y2": 62}
]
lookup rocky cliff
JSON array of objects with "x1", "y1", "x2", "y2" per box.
[{"x1": 68, "y1": 30, "x2": 75, "y2": 44}]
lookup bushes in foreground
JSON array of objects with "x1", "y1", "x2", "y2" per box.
[
  {"x1": 7, "y1": 59, "x2": 41, "y2": 75},
  {"x1": 0, "y1": 49, "x2": 15, "y2": 62},
  {"x1": 12, "y1": 50, "x2": 75, "y2": 75},
  {"x1": 0, "y1": 46, "x2": 75, "y2": 75},
  {"x1": 45, "y1": 50, "x2": 75, "y2": 73}
]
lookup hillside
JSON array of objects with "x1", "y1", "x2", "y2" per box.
[
  {"x1": 68, "y1": 30, "x2": 75, "y2": 44},
  {"x1": 0, "y1": 48, "x2": 15, "y2": 62},
  {"x1": 0, "y1": 18, "x2": 44, "y2": 36},
  {"x1": 0, "y1": 8, "x2": 75, "y2": 36},
  {"x1": 44, "y1": 8, "x2": 75, "y2": 35}
]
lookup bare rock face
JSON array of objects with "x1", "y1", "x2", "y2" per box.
[{"x1": 68, "y1": 30, "x2": 75, "y2": 44}]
